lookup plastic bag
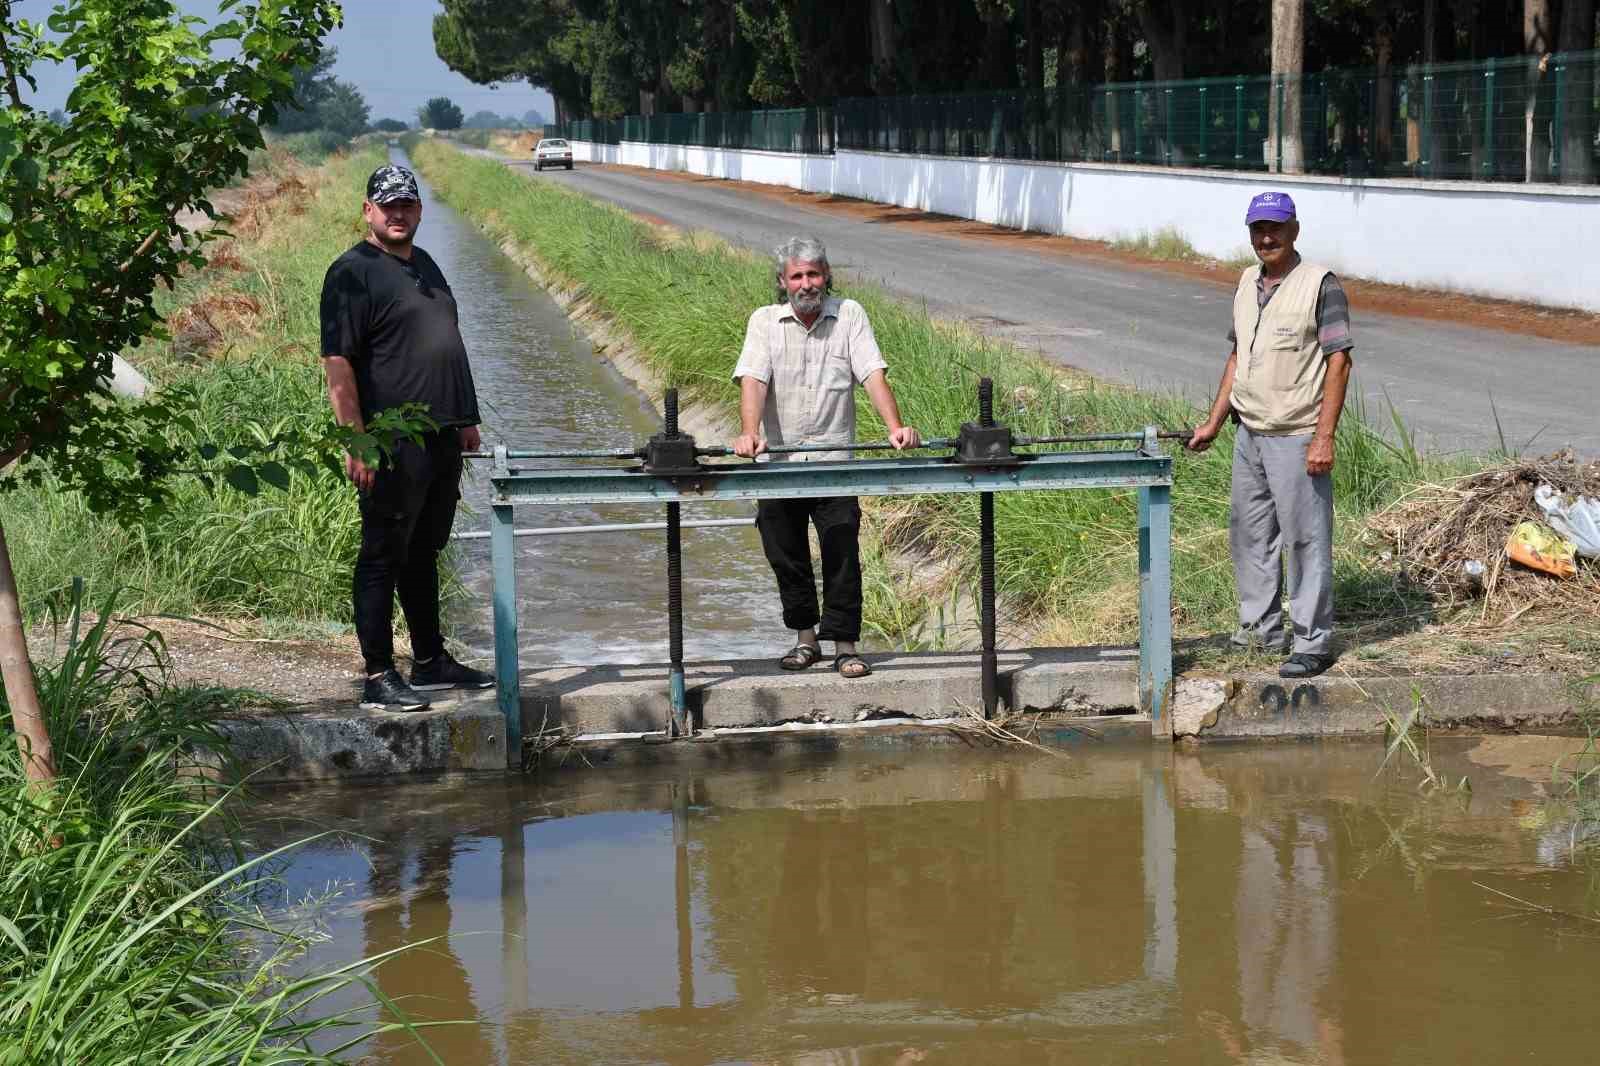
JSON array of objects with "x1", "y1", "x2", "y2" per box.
[
  {"x1": 1505, "y1": 520, "x2": 1578, "y2": 578},
  {"x1": 1535, "y1": 484, "x2": 1600, "y2": 558}
]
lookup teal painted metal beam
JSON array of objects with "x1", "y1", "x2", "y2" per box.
[
  {"x1": 491, "y1": 451, "x2": 1170, "y2": 506},
  {"x1": 1138, "y1": 484, "x2": 1174, "y2": 741},
  {"x1": 491, "y1": 501, "x2": 523, "y2": 769}
]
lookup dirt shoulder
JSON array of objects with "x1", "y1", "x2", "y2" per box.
[{"x1": 587, "y1": 162, "x2": 1600, "y2": 348}]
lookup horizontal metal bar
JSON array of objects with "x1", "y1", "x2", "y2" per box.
[
  {"x1": 696, "y1": 437, "x2": 956, "y2": 458},
  {"x1": 463, "y1": 447, "x2": 641, "y2": 461},
  {"x1": 452, "y1": 517, "x2": 752, "y2": 540},
  {"x1": 1016, "y1": 430, "x2": 1194, "y2": 446},
  {"x1": 491, "y1": 450, "x2": 1171, "y2": 506}
]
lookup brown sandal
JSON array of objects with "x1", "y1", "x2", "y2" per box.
[
  {"x1": 833, "y1": 653, "x2": 871, "y2": 679},
  {"x1": 780, "y1": 643, "x2": 822, "y2": 671}
]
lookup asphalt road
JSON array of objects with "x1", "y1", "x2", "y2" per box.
[{"x1": 509, "y1": 158, "x2": 1597, "y2": 456}]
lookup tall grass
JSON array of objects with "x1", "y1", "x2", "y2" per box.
[
  {"x1": 410, "y1": 139, "x2": 1456, "y2": 647},
  {"x1": 1, "y1": 586, "x2": 432, "y2": 1062},
  {"x1": 6, "y1": 144, "x2": 390, "y2": 625}
]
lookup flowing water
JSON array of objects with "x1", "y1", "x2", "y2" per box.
[
  {"x1": 400, "y1": 150, "x2": 775, "y2": 666},
  {"x1": 249, "y1": 737, "x2": 1600, "y2": 1064}
]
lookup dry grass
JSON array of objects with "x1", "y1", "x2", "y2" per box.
[
  {"x1": 167, "y1": 292, "x2": 263, "y2": 358},
  {"x1": 1367, "y1": 451, "x2": 1600, "y2": 622}
]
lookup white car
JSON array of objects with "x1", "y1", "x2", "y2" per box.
[{"x1": 534, "y1": 138, "x2": 573, "y2": 171}]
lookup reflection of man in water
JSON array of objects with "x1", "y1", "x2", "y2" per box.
[
  {"x1": 364, "y1": 836, "x2": 498, "y2": 1064},
  {"x1": 1203, "y1": 811, "x2": 1345, "y2": 1065}
]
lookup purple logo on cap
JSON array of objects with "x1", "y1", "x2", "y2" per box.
[{"x1": 1245, "y1": 191, "x2": 1296, "y2": 224}]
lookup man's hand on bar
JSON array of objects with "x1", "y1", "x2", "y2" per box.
[
  {"x1": 733, "y1": 433, "x2": 767, "y2": 458},
  {"x1": 889, "y1": 425, "x2": 921, "y2": 450}
]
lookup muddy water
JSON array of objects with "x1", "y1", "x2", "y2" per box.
[
  {"x1": 400, "y1": 150, "x2": 774, "y2": 665},
  {"x1": 249, "y1": 737, "x2": 1600, "y2": 1064}
]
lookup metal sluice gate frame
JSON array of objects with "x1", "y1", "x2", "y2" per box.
[{"x1": 468, "y1": 379, "x2": 1179, "y2": 767}]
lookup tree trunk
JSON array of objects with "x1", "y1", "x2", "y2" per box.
[
  {"x1": 978, "y1": 1, "x2": 1016, "y2": 89},
  {"x1": 1103, "y1": 6, "x2": 1128, "y2": 160},
  {"x1": 868, "y1": 0, "x2": 896, "y2": 94},
  {"x1": 1061, "y1": 0, "x2": 1103, "y2": 157},
  {"x1": 1559, "y1": 0, "x2": 1596, "y2": 183},
  {"x1": 1024, "y1": 0, "x2": 1043, "y2": 91},
  {"x1": 1375, "y1": 9, "x2": 1396, "y2": 167},
  {"x1": 1269, "y1": 0, "x2": 1306, "y2": 173},
  {"x1": 1135, "y1": 0, "x2": 1186, "y2": 163},
  {"x1": 1135, "y1": 1, "x2": 1185, "y2": 82},
  {"x1": 0, "y1": 518, "x2": 55, "y2": 785},
  {"x1": 1525, "y1": 0, "x2": 1555, "y2": 181}
]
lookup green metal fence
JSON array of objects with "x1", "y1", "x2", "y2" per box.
[
  {"x1": 545, "y1": 108, "x2": 831, "y2": 154},
  {"x1": 837, "y1": 50, "x2": 1600, "y2": 182},
  {"x1": 545, "y1": 50, "x2": 1599, "y2": 183},
  {"x1": 622, "y1": 107, "x2": 833, "y2": 154}
]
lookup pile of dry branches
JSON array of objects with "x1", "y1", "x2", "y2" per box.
[{"x1": 1367, "y1": 451, "x2": 1600, "y2": 619}]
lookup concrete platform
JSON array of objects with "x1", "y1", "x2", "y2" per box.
[
  {"x1": 222, "y1": 647, "x2": 1144, "y2": 782},
  {"x1": 522, "y1": 645, "x2": 1140, "y2": 734},
  {"x1": 216, "y1": 647, "x2": 1588, "y2": 783},
  {"x1": 1197, "y1": 671, "x2": 1584, "y2": 741}
]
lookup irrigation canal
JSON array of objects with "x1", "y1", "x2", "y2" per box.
[
  {"x1": 250, "y1": 738, "x2": 1600, "y2": 1063},
  {"x1": 402, "y1": 150, "x2": 775, "y2": 666}
]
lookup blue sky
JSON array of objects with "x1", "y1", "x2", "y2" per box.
[{"x1": 19, "y1": 0, "x2": 555, "y2": 125}]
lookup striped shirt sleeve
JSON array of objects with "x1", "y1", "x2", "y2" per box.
[{"x1": 1315, "y1": 274, "x2": 1354, "y2": 356}]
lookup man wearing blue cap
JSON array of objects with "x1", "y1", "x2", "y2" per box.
[
  {"x1": 320, "y1": 164, "x2": 493, "y2": 710},
  {"x1": 1186, "y1": 191, "x2": 1353, "y2": 679}
]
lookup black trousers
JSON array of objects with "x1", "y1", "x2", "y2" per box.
[
  {"x1": 353, "y1": 431, "x2": 462, "y2": 674},
  {"x1": 755, "y1": 496, "x2": 863, "y2": 643}
]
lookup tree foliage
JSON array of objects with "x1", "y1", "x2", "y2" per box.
[
  {"x1": 417, "y1": 95, "x2": 464, "y2": 129},
  {"x1": 431, "y1": 0, "x2": 1599, "y2": 121},
  {"x1": 0, "y1": 0, "x2": 347, "y2": 520},
  {"x1": 372, "y1": 116, "x2": 410, "y2": 132},
  {"x1": 268, "y1": 43, "x2": 369, "y2": 137}
]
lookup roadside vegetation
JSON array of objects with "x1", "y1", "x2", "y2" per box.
[
  {"x1": 1, "y1": 586, "x2": 427, "y2": 1062},
  {"x1": 1111, "y1": 227, "x2": 1257, "y2": 272},
  {"x1": 6, "y1": 143, "x2": 391, "y2": 627},
  {"x1": 408, "y1": 139, "x2": 1536, "y2": 657}
]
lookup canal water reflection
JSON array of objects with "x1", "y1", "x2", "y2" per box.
[
  {"x1": 397, "y1": 149, "x2": 776, "y2": 667},
  {"x1": 250, "y1": 737, "x2": 1600, "y2": 1064}
]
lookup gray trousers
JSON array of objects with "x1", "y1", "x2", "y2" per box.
[{"x1": 1229, "y1": 427, "x2": 1334, "y2": 655}]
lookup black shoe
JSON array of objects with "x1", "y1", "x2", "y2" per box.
[
  {"x1": 1279, "y1": 653, "x2": 1335, "y2": 679},
  {"x1": 360, "y1": 669, "x2": 432, "y2": 712},
  {"x1": 410, "y1": 652, "x2": 495, "y2": 692}
]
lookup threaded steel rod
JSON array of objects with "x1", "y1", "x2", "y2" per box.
[
  {"x1": 978, "y1": 378, "x2": 998, "y2": 720},
  {"x1": 667, "y1": 500, "x2": 686, "y2": 737},
  {"x1": 664, "y1": 388, "x2": 688, "y2": 737}
]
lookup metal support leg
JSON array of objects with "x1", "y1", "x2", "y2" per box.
[
  {"x1": 663, "y1": 389, "x2": 689, "y2": 737},
  {"x1": 978, "y1": 378, "x2": 999, "y2": 720},
  {"x1": 1138, "y1": 483, "x2": 1173, "y2": 740},
  {"x1": 491, "y1": 500, "x2": 523, "y2": 768},
  {"x1": 667, "y1": 500, "x2": 687, "y2": 736}
]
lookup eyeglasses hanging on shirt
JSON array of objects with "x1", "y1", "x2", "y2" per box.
[{"x1": 398, "y1": 258, "x2": 429, "y2": 293}]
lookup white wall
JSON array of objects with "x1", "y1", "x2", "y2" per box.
[{"x1": 567, "y1": 142, "x2": 1600, "y2": 313}]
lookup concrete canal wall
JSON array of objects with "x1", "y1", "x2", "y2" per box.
[
  {"x1": 222, "y1": 648, "x2": 1585, "y2": 782},
  {"x1": 568, "y1": 139, "x2": 1600, "y2": 313}
]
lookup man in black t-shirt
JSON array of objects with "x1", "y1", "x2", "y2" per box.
[{"x1": 321, "y1": 164, "x2": 493, "y2": 711}]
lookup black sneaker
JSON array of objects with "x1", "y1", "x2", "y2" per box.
[
  {"x1": 360, "y1": 669, "x2": 432, "y2": 712},
  {"x1": 1279, "y1": 653, "x2": 1336, "y2": 679},
  {"x1": 410, "y1": 652, "x2": 495, "y2": 692}
]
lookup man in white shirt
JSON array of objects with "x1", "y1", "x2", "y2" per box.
[{"x1": 732, "y1": 237, "x2": 920, "y2": 678}]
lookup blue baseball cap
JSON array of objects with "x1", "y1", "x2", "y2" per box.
[{"x1": 1245, "y1": 191, "x2": 1296, "y2": 224}]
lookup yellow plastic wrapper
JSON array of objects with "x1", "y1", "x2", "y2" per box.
[{"x1": 1505, "y1": 521, "x2": 1578, "y2": 579}]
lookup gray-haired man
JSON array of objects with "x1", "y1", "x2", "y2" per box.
[
  {"x1": 732, "y1": 237, "x2": 920, "y2": 678},
  {"x1": 1187, "y1": 191, "x2": 1353, "y2": 680}
]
